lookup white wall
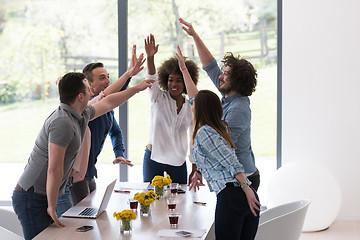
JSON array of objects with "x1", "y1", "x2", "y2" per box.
[{"x1": 282, "y1": 0, "x2": 360, "y2": 219}]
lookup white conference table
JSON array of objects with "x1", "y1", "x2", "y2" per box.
[{"x1": 34, "y1": 182, "x2": 216, "y2": 240}]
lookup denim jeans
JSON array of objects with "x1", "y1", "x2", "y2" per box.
[
  {"x1": 70, "y1": 176, "x2": 96, "y2": 205},
  {"x1": 143, "y1": 148, "x2": 188, "y2": 184},
  {"x1": 12, "y1": 190, "x2": 52, "y2": 240},
  {"x1": 247, "y1": 169, "x2": 260, "y2": 192},
  {"x1": 215, "y1": 184, "x2": 260, "y2": 240},
  {"x1": 56, "y1": 178, "x2": 73, "y2": 217}
]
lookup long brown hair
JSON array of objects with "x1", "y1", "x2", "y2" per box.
[{"x1": 192, "y1": 90, "x2": 236, "y2": 149}]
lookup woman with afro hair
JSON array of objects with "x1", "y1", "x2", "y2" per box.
[{"x1": 143, "y1": 34, "x2": 200, "y2": 184}]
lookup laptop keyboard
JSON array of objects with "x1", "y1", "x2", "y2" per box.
[{"x1": 79, "y1": 207, "x2": 98, "y2": 217}]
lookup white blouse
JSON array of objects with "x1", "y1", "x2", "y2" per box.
[{"x1": 147, "y1": 72, "x2": 194, "y2": 166}]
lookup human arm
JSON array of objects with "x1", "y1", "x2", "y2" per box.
[
  {"x1": 103, "y1": 46, "x2": 145, "y2": 96},
  {"x1": 188, "y1": 165, "x2": 205, "y2": 192},
  {"x1": 113, "y1": 156, "x2": 133, "y2": 166},
  {"x1": 190, "y1": 126, "x2": 245, "y2": 192},
  {"x1": 91, "y1": 79, "x2": 154, "y2": 120},
  {"x1": 109, "y1": 117, "x2": 133, "y2": 167},
  {"x1": 47, "y1": 142, "x2": 66, "y2": 228},
  {"x1": 144, "y1": 33, "x2": 163, "y2": 102},
  {"x1": 175, "y1": 45, "x2": 198, "y2": 99},
  {"x1": 235, "y1": 173, "x2": 261, "y2": 216},
  {"x1": 179, "y1": 18, "x2": 214, "y2": 67},
  {"x1": 144, "y1": 34, "x2": 159, "y2": 75}
]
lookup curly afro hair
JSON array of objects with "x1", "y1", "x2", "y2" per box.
[
  {"x1": 157, "y1": 57, "x2": 199, "y2": 94},
  {"x1": 221, "y1": 53, "x2": 257, "y2": 96}
]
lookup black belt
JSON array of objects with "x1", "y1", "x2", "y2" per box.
[{"x1": 15, "y1": 184, "x2": 34, "y2": 192}]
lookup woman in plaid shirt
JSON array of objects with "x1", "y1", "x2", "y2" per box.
[{"x1": 191, "y1": 90, "x2": 261, "y2": 240}]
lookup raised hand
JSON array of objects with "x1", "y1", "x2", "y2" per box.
[
  {"x1": 127, "y1": 53, "x2": 145, "y2": 77},
  {"x1": 134, "y1": 79, "x2": 155, "y2": 92},
  {"x1": 128, "y1": 45, "x2": 138, "y2": 70},
  {"x1": 144, "y1": 34, "x2": 159, "y2": 57},
  {"x1": 179, "y1": 18, "x2": 197, "y2": 37},
  {"x1": 175, "y1": 45, "x2": 186, "y2": 70}
]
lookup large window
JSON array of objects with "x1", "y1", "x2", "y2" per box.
[
  {"x1": 0, "y1": 0, "x2": 277, "y2": 201},
  {"x1": 126, "y1": 0, "x2": 278, "y2": 176}
]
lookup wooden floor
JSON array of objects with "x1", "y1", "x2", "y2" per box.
[{"x1": 300, "y1": 220, "x2": 360, "y2": 240}]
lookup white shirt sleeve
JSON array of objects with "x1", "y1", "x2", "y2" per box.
[{"x1": 146, "y1": 72, "x2": 162, "y2": 102}]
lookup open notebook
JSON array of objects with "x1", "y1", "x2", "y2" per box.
[{"x1": 62, "y1": 179, "x2": 116, "y2": 219}]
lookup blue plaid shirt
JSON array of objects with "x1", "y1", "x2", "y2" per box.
[{"x1": 192, "y1": 125, "x2": 246, "y2": 195}]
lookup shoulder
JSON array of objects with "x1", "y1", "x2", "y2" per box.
[
  {"x1": 228, "y1": 95, "x2": 249, "y2": 107},
  {"x1": 83, "y1": 105, "x2": 95, "y2": 120},
  {"x1": 225, "y1": 96, "x2": 250, "y2": 116},
  {"x1": 47, "y1": 115, "x2": 72, "y2": 130},
  {"x1": 46, "y1": 108, "x2": 72, "y2": 128},
  {"x1": 196, "y1": 125, "x2": 218, "y2": 142}
]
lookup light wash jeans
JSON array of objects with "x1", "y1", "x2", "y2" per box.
[{"x1": 56, "y1": 177, "x2": 74, "y2": 217}]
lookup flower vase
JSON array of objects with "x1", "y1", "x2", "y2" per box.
[
  {"x1": 140, "y1": 204, "x2": 151, "y2": 216},
  {"x1": 155, "y1": 185, "x2": 164, "y2": 198},
  {"x1": 120, "y1": 219, "x2": 132, "y2": 234}
]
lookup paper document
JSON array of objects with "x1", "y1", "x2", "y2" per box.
[{"x1": 115, "y1": 182, "x2": 150, "y2": 191}]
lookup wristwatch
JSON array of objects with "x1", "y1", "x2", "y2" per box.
[{"x1": 240, "y1": 182, "x2": 249, "y2": 189}]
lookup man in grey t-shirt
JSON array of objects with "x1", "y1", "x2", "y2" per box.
[{"x1": 12, "y1": 72, "x2": 154, "y2": 240}]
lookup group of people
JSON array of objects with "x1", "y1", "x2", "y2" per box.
[{"x1": 13, "y1": 18, "x2": 261, "y2": 240}]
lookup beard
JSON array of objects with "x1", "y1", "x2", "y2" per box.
[{"x1": 218, "y1": 84, "x2": 231, "y2": 95}]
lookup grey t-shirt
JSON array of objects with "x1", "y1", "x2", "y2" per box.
[{"x1": 17, "y1": 103, "x2": 95, "y2": 195}]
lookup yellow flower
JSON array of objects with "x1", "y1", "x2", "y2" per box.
[
  {"x1": 113, "y1": 209, "x2": 136, "y2": 221},
  {"x1": 133, "y1": 190, "x2": 157, "y2": 205},
  {"x1": 151, "y1": 174, "x2": 172, "y2": 188}
]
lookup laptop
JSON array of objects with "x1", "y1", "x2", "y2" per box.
[{"x1": 62, "y1": 179, "x2": 116, "y2": 219}]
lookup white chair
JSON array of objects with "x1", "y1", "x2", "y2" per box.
[
  {"x1": 255, "y1": 199, "x2": 310, "y2": 240},
  {"x1": 0, "y1": 226, "x2": 23, "y2": 240},
  {"x1": 0, "y1": 208, "x2": 24, "y2": 238}
]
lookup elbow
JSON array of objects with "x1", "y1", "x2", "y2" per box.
[{"x1": 47, "y1": 167, "x2": 63, "y2": 178}]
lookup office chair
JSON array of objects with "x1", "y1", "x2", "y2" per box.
[{"x1": 255, "y1": 199, "x2": 311, "y2": 240}]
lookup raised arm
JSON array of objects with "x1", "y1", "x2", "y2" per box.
[
  {"x1": 144, "y1": 34, "x2": 159, "y2": 75},
  {"x1": 175, "y1": 45, "x2": 198, "y2": 99},
  {"x1": 103, "y1": 46, "x2": 145, "y2": 96},
  {"x1": 179, "y1": 18, "x2": 214, "y2": 67},
  {"x1": 92, "y1": 79, "x2": 154, "y2": 119}
]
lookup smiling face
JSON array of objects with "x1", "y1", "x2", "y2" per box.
[
  {"x1": 167, "y1": 73, "x2": 185, "y2": 98},
  {"x1": 88, "y1": 67, "x2": 110, "y2": 96},
  {"x1": 218, "y1": 66, "x2": 233, "y2": 95}
]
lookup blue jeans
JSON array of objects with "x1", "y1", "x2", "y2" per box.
[
  {"x1": 12, "y1": 190, "x2": 52, "y2": 240},
  {"x1": 215, "y1": 183, "x2": 260, "y2": 240},
  {"x1": 70, "y1": 176, "x2": 96, "y2": 205},
  {"x1": 143, "y1": 148, "x2": 188, "y2": 184},
  {"x1": 56, "y1": 178, "x2": 73, "y2": 217}
]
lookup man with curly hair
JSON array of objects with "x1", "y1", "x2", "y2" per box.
[
  {"x1": 180, "y1": 18, "x2": 260, "y2": 191},
  {"x1": 143, "y1": 34, "x2": 199, "y2": 184}
]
